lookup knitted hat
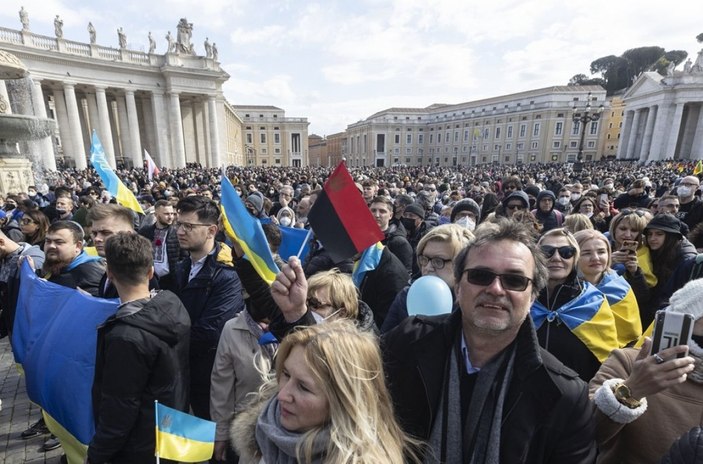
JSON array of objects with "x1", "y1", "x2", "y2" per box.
[
  {"x1": 524, "y1": 185, "x2": 541, "y2": 199},
  {"x1": 246, "y1": 192, "x2": 264, "y2": 215},
  {"x1": 644, "y1": 214, "x2": 684, "y2": 238},
  {"x1": 450, "y1": 198, "x2": 481, "y2": 223},
  {"x1": 501, "y1": 190, "x2": 529, "y2": 209},
  {"x1": 669, "y1": 278, "x2": 703, "y2": 321},
  {"x1": 404, "y1": 202, "x2": 425, "y2": 219}
]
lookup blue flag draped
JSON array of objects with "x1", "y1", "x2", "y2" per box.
[{"x1": 12, "y1": 261, "x2": 119, "y2": 460}]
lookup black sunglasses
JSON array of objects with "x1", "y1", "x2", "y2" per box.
[
  {"x1": 541, "y1": 245, "x2": 577, "y2": 259},
  {"x1": 620, "y1": 208, "x2": 646, "y2": 217},
  {"x1": 307, "y1": 297, "x2": 333, "y2": 311},
  {"x1": 463, "y1": 268, "x2": 532, "y2": 292}
]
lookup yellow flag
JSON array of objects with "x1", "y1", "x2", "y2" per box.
[{"x1": 694, "y1": 160, "x2": 703, "y2": 176}]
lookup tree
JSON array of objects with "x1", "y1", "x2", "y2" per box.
[
  {"x1": 568, "y1": 74, "x2": 606, "y2": 87},
  {"x1": 697, "y1": 32, "x2": 703, "y2": 43},
  {"x1": 622, "y1": 46, "x2": 666, "y2": 76},
  {"x1": 664, "y1": 50, "x2": 688, "y2": 65}
]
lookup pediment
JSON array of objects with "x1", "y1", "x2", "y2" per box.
[{"x1": 623, "y1": 72, "x2": 663, "y2": 99}]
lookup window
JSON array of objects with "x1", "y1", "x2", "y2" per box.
[
  {"x1": 406, "y1": 148, "x2": 412, "y2": 154},
  {"x1": 260, "y1": 133, "x2": 266, "y2": 144},
  {"x1": 555, "y1": 122, "x2": 563, "y2": 136},
  {"x1": 464, "y1": 130, "x2": 469, "y2": 142},
  {"x1": 407, "y1": 134, "x2": 412, "y2": 144},
  {"x1": 519, "y1": 124, "x2": 526, "y2": 137},
  {"x1": 437, "y1": 133, "x2": 442, "y2": 144},
  {"x1": 494, "y1": 144, "x2": 500, "y2": 151},
  {"x1": 246, "y1": 133, "x2": 252, "y2": 144},
  {"x1": 274, "y1": 133, "x2": 280, "y2": 144},
  {"x1": 483, "y1": 128, "x2": 489, "y2": 139},
  {"x1": 533, "y1": 123, "x2": 540, "y2": 137},
  {"x1": 446, "y1": 132, "x2": 451, "y2": 144},
  {"x1": 395, "y1": 134, "x2": 400, "y2": 144},
  {"x1": 570, "y1": 141, "x2": 578, "y2": 148},
  {"x1": 590, "y1": 121, "x2": 598, "y2": 135},
  {"x1": 429, "y1": 134, "x2": 434, "y2": 144},
  {"x1": 275, "y1": 148, "x2": 280, "y2": 154},
  {"x1": 553, "y1": 141, "x2": 561, "y2": 149},
  {"x1": 587, "y1": 141, "x2": 596, "y2": 148},
  {"x1": 506, "y1": 143, "x2": 512, "y2": 150},
  {"x1": 517, "y1": 142, "x2": 525, "y2": 150},
  {"x1": 418, "y1": 134, "x2": 424, "y2": 144},
  {"x1": 275, "y1": 159, "x2": 281, "y2": 164},
  {"x1": 572, "y1": 121, "x2": 581, "y2": 135},
  {"x1": 261, "y1": 148, "x2": 267, "y2": 154},
  {"x1": 507, "y1": 126, "x2": 513, "y2": 138},
  {"x1": 454, "y1": 131, "x2": 459, "y2": 142},
  {"x1": 531, "y1": 141, "x2": 539, "y2": 149},
  {"x1": 495, "y1": 127, "x2": 501, "y2": 139}
]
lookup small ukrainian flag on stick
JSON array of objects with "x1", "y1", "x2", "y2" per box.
[{"x1": 155, "y1": 401, "x2": 216, "y2": 463}]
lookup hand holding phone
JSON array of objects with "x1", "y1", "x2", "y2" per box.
[
  {"x1": 620, "y1": 240, "x2": 638, "y2": 255},
  {"x1": 650, "y1": 310, "x2": 693, "y2": 361}
]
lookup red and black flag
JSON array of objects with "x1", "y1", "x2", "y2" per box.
[{"x1": 307, "y1": 161, "x2": 384, "y2": 262}]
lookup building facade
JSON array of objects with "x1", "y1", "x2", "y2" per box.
[
  {"x1": 617, "y1": 53, "x2": 703, "y2": 163},
  {"x1": 345, "y1": 86, "x2": 607, "y2": 167},
  {"x1": 233, "y1": 105, "x2": 309, "y2": 167},
  {"x1": 0, "y1": 16, "x2": 236, "y2": 170},
  {"x1": 599, "y1": 95, "x2": 624, "y2": 159}
]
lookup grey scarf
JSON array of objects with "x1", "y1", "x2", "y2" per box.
[
  {"x1": 425, "y1": 336, "x2": 516, "y2": 464},
  {"x1": 255, "y1": 396, "x2": 329, "y2": 464}
]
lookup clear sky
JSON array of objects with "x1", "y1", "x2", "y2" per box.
[{"x1": 3, "y1": 0, "x2": 703, "y2": 136}]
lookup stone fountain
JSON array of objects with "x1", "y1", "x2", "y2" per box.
[{"x1": 0, "y1": 49, "x2": 54, "y2": 194}]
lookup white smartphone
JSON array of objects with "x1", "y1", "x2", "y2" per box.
[{"x1": 650, "y1": 309, "x2": 693, "y2": 359}]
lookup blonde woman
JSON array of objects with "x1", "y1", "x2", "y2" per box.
[
  {"x1": 563, "y1": 213, "x2": 594, "y2": 234},
  {"x1": 307, "y1": 268, "x2": 377, "y2": 333},
  {"x1": 230, "y1": 320, "x2": 420, "y2": 463},
  {"x1": 574, "y1": 229, "x2": 642, "y2": 347}
]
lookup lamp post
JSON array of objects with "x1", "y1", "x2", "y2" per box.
[
  {"x1": 453, "y1": 146, "x2": 458, "y2": 167},
  {"x1": 572, "y1": 91, "x2": 604, "y2": 171}
]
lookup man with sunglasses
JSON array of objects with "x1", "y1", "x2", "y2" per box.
[
  {"x1": 174, "y1": 196, "x2": 244, "y2": 421},
  {"x1": 269, "y1": 219, "x2": 596, "y2": 463}
]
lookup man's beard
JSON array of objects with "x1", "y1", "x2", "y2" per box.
[{"x1": 43, "y1": 254, "x2": 74, "y2": 275}]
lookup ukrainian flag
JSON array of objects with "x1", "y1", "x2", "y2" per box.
[
  {"x1": 531, "y1": 281, "x2": 619, "y2": 363},
  {"x1": 694, "y1": 160, "x2": 703, "y2": 176},
  {"x1": 598, "y1": 272, "x2": 642, "y2": 347},
  {"x1": 352, "y1": 241, "x2": 384, "y2": 287},
  {"x1": 12, "y1": 261, "x2": 119, "y2": 464},
  {"x1": 155, "y1": 402, "x2": 216, "y2": 462},
  {"x1": 90, "y1": 131, "x2": 144, "y2": 214},
  {"x1": 220, "y1": 176, "x2": 280, "y2": 285}
]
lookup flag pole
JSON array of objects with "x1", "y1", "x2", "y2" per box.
[
  {"x1": 154, "y1": 400, "x2": 160, "y2": 464},
  {"x1": 296, "y1": 228, "x2": 312, "y2": 259}
]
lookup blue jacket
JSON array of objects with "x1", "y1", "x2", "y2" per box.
[{"x1": 175, "y1": 242, "x2": 244, "y2": 353}]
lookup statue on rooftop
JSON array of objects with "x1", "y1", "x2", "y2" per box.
[
  {"x1": 212, "y1": 42, "x2": 218, "y2": 61},
  {"x1": 684, "y1": 58, "x2": 693, "y2": 73},
  {"x1": 54, "y1": 15, "x2": 63, "y2": 39},
  {"x1": 19, "y1": 7, "x2": 29, "y2": 31},
  {"x1": 204, "y1": 37, "x2": 213, "y2": 58},
  {"x1": 88, "y1": 22, "x2": 96, "y2": 44},
  {"x1": 148, "y1": 31, "x2": 156, "y2": 54},
  {"x1": 176, "y1": 18, "x2": 194, "y2": 55},
  {"x1": 117, "y1": 27, "x2": 127, "y2": 49},
  {"x1": 166, "y1": 31, "x2": 174, "y2": 53}
]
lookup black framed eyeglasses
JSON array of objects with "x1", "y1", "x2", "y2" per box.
[
  {"x1": 620, "y1": 208, "x2": 646, "y2": 217},
  {"x1": 541, "y1": 245, "x2": 577, "y2": 259},
  {"x1": 174, "y1": 221, "x2": 213, "y2": 232},
  {"x1": 463, "y1": 268, "x2": 532, "y2": 291},
  {"x1": 418, "y1": 255, "x2": 452, "y2": 269}
]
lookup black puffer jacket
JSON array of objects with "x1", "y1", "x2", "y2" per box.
[
  {"x1": 382, "y1": 223, "x2": 413, "y2": 274},
  {"x1": 661, "y1": 426, "x2": 703, "y2": 464},
  {"x1": 88, "y1": 291, "x2": 191, "y2": 464}
]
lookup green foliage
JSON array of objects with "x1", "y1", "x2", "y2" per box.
[
  {"x1": 568, "y1": 74, "x2": 606, "y2": 87},
  {"x1": 697, "y1": 32, "x2": 703, "y2": 43},
  {"x1": 664, "y1": 50, "x2": 688, "y2": 65}
]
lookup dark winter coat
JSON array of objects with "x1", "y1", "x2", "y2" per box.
[
  {"x1": 88, "y1": 291, "x2": 190, "y2": 464},
  {"x1": 382, "y1": 223, "x2": 413, "y2": 274},
  {"x1": 45, "y1": 253, "x2": 105, "y2": 297},
  {"x1": 358, "y1": 247, "x2": 409, "y2": 327},
  {"x1": 382, "y1": 310, "x2": 596, "y2": 463}
]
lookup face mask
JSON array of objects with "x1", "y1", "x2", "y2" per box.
[
  {"x1": 400, "y1": 217, "x2": 417, "y2": 235},
  {"x1": 678, "y1": 186, "x2": 693, "y2": 198},
  {"x1": 164, "y1": 190, "x2": 173, "y2": 197},
  {"x1": 456, "y1": 216, "x2": 476, "y2": 231},
  {"x1": 56, "y1": 208, "x2": 67, "y2": 215},
  {"x1": 604, "y1": 183, "x2": 614, "y2": 190},
  {"x1": 28, "y1": 191, "x2": 36, "y2": 197},
  {"x1": 585, "y1": 212, "x2": 594, "y2": 218},
  {"x1": 570, "y1": 193, "x2": 581, "y2": 202},
  {"x1": 279, "y1": 217, "x2": 292, "y2": 227},
  {"x1": 558, "y1": 197, "x2": 570, "y2": 206}
]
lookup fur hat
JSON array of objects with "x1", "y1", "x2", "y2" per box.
[
  {"x1": 404, "y1": 202, "x2": 425, "y2": 219},
  {"x1": 669, "y1": 278, "x2": 703, "y2": 321},
  {"x1": 450, "y1": 198, "x2": 481, "y2": 223}
]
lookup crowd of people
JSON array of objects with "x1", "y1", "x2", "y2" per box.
[{"x1": 3, "y1": 158, "x2": 703, "y2": 463}]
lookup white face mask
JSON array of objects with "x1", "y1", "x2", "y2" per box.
[
  {"x1": 604, "y1": 183, "x2": 614, "y2": 190},
  {"x1": 570, "y1": 193, "x2": 581, "y2": 202},
  {"x1": 585, "y1": 212, "x2": 594, "y2": 218},
  {"x1": 558, "y1": 197, "x2": 570, "y2": 206},
  {"x1": 279, "y1": 217, "x2": 292, "y2": 227},
  {"x1": 456, "y1": 216, "x2": 476, "y2": 231},
  {"x1": 678, "y1": 186, "x2": 693, "y2": 198}
]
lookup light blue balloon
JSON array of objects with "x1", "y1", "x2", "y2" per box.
[{"x1": 407, "y1": 275, "x2": 453, "y2": 316}]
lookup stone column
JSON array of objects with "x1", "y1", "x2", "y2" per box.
[
  {"x1": 31, "y1": 81, "x2": 57, "y2": 171},
  {"x1": 63, "y1": 83, "x2": 87, "y2": 169},
  {"x1": 169, "y1": 92, "x2": 186, "y2": 168},
  {"x1": 125, "y1": 90, "x2": 143, "y2": 167},
  {"x1": 664, "y1": 103, "x2": 686, "y2": 159},
  {"x1": 648, "y1": 103, "x2": 673, "y2": 162},
  {"x1": 115, "y1": 95, "x2": 130, "y2": 163},
  {"x1": 639, "y1": 106, "x2": 657, "y2": 163},
  {"x1": 208, "y1": 96, "x2": 221, "y2": 168},
  {"x1": 200, "y1": 99, "x2": 211, "y2": 166},
  {"x1": 689, "y1": 104, "x2": 703, "y2": 159},
  {"x1": 95, "y1": 86, "x2": 117, "y2": 168},
  {"x1": 52, "y1": 89, "x2": 74, "y2": 167},
  {"x1": 625, "y1": 109, "x2": 641, "y2": 159},
  {"x1": 150, "y1": 91, "x2": 169, "y2": 167},
  {"x1": 617, "y1": 110, "x2": 634, "y2": 159}
]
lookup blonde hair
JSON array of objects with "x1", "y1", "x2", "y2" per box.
[
  {"x1": 275, "y1": 320, "x2": 420, "y2": 463},
  {"x1": 563, "y1": 213, "x2": 594, "y2": 233},
  {"x1": 608, "y1": 210, "x2": 649, "y2": 247},
  {"x1": 417, "y1": 223, "x2": 474, "y2": 257},
  {"x1": 307, "y1": 268, "x2": 359, "y2": 320},
  {"x1": 539, "y1": 228, "x2": 581, "y2": 262},
  {"x1": 574, "y1": 229, "x2": 612, "y2": 281}
]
